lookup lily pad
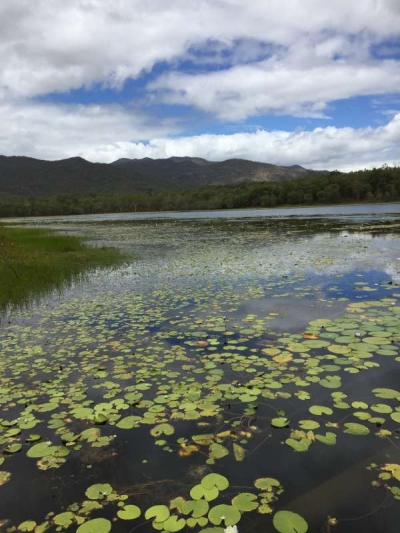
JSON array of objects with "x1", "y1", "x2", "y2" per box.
[
  {"x1": 145, "y1": 505, "x2": 170, "y2": 522},
  {"x1": 26, "y1": 442, "x2": 58, "y2": 458},
  {"x1": 231, "y1": 492, "x2": 258, "y2": 512},
  {"x1": 117, "y1": 504, "x2": 142, "y2": 520},
  {"x1": 285, "y1": 438, "x2": 312, "y2": 452},
  {"x1": 54, "y1": 512, "x2": 75, "y2": 527},
  {"x1": 0, "y1": 471, "x2": 11, "y2": 486},
  {"x1": 309, "y1": 405, "x2": 333, "y2": 416},
  {"x1": 182, "y1": 499, "x2": 209, "y2": 518},
  {"x1": 77, "y1": 518, "x2": 112, "y2": 533},
  {"x1": 163, "y1": 516, "x2": 186, "y2": 532},
  {"x1": 372, "y1": 388, "x2": 399, "y2": 399},
  {"x1": 390, "y1": 412, "x2": 400, "y2": 423},
  {"x1": 208, "y1": 504, "x2": 241, "y2": 526},
  {"x1": 201, "y1": 473, "x2": 229, "y2": 491},
  {"x1": 343, "y1": 423, "x2": 370, "y2": 436},
  {"x1": 254, "y1": 477, "x2": 280, "y2": 490},
  {"x1": 271, "y1": 417, "x2": 290, "y2": 428},
  {"x1": 150, "y1": 423, "x2": 174, "y2": 437},
  {"x1": 315, "y1": 432, "x2": 337, "y2": 445},
  {"x1": 85, "y1": 483, "x2": 113, "y2": 500},
  {"x1": 298, "y1": 420, "x2": 320, "y2": 430},
  {"x1": 18, "y1": 521, "x2": 36, "y2": 532},
  {"x1": 273, "y1": 511, "x2": 308, "y2": 533}
]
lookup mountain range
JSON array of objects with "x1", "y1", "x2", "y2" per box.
[{"x1": 0, "y1": 155, "x2": 314, "y2": 197}]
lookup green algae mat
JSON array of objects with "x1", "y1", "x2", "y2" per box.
[{"x1": 0, "y1": 216, "x2": 399, "y2": 533}]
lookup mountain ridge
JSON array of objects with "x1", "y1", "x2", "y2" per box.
[{"x1": 0, "y1": 154, "x2": 315, "y2": 197}]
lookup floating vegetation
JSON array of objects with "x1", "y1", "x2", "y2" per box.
[{"x1": 1, "y1": 215, "x2": 400, "y2": 532}]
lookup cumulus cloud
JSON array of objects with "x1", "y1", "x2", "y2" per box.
[
  {"x1": 2, "y1": 96, "x2": 398, "y2": 171},
  {"x1": 0, "y1": 99, "x2": 179, "y2": 160},
  {"x1": 150, "y1": 58, "x2": 400, "y2": 120},
  {"x1": 1, "y1": 0, "x2": 400, "y2": 98},
  {"x1": 1, "y1": 1, "x2": 400, "y2": 166},
  {"x1": 81, "y1": 114, "x2": 400, "y2": 171}
]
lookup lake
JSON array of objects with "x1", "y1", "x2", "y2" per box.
[{"x1": 0, "y1": 204, "x2": 399, "y2": 533}]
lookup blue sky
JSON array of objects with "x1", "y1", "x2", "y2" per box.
[{"x1": 1, "y1": 1, "x2": 400, "y2": 170}]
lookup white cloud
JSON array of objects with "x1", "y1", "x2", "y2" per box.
[
  {"x1": 1, "y1": 98, "x2": 400, "y2": 170},
  {"x1": 0, "y1": 99, "x2": 179, "y2": 160},
  {"x1": 1, "y1": 1, "x2": 400, "y2": 167},
  {"x1": 0, "y1": 0, "x2": 400, "y2": 98},
  {"x1": 150, "y1": 58, "x2": 400, "y2": 120},
  {"x1": 84, "y1": 114, "x2": 400, "y2": 171}
]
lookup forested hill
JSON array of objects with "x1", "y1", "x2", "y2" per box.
[
  {"x1": 0, "y1": 155, "x2": 311, "y2": 197},
  {"x1": 0, "y1": 165, "x2": 399, "y2": 217},
  {"x1": 112, "y1": 156, "x2": 311, "y2": 188}
]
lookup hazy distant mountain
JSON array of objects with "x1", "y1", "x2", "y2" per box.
[
  {"x1": 0, "y1": 155, "x2": 312, "y2": 197},
  {"x1": 112, "y1": 156, "x2": 310, "y2": 189}
]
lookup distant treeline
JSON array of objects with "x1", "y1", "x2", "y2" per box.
[{"x1": 1, "y1": 166, "x2": 399, "y2": 217}]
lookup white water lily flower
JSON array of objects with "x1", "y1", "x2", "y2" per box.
[{"x1": 224, "y1": 526, "x2": 238, "y2": 533}]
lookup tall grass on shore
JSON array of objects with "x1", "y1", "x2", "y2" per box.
[{"x1": 0, "y1": 226, "x2": 125, "y2": 310}]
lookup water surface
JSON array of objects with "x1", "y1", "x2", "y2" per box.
[{"x1": 0, "y1": 206, "x2": 400, "y2": 533}]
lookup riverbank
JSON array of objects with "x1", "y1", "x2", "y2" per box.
[{"x1": 0, "y1": 226, "x2": 125, "y2": 310}]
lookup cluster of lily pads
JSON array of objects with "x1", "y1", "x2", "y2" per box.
[
  {"x1": 7, "y1": 475, "x2": 309, "y2": 533},
  {"x1": 368, "y1": 462, "x2": 400, "y2": 501},
  {"x1": 1, "y1": 218, "x2": 400, "y2": 532}
]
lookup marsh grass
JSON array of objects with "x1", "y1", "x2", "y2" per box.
[{"x1": 0, "y1": 225, "x2": 125, "y2": 310}]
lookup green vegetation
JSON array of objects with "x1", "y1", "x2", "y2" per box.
[
  {"x1": 0, "y1": 165, "x2": 400, "y2": 216},
  {"x1": 0, "y1": 226, "x2": 125, "y2": 309}
]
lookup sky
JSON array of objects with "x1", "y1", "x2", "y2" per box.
[{"x1": 1, "y1": 1, "x2": 400, "y2": 171}]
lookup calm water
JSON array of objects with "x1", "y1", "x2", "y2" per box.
[
  {"x1": 0, "y1": 205, "x2": 400, "y2": 533},
  {"x1": 3, "y1": 202, "x2": 400, "y2": 224}
]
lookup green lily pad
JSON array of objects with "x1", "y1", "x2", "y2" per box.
[
  {"x1": 273, "y1": 510, "x2": 308, "y2": 533},
  {"x1": 254, "y1": 477, "x2": 280, "y2": 490},
  {"x1": 209, "y1": 443, "x2": 229, "y2": 459},
  {"x1": 372, "y1": 388, "x2": 399, "y2": 399},
  {"x1": 117, "y1": 504, "x2": 142, "y2": 520},
  {"x1": 271, "y1": 417, "x2": 290, "y2": 428},
  {"x1": 26, "y1": 442, "x2": 58, "y2": 458},
  {"x1": 4, "y1": 443, "x2": 22, "y2": 454},
  {"x1": 233, "y1": 443, "x2": 245, "y2": 461},
  {"x1": 186, "y1": 516, "x2": 208, "y2": 528},
  {"x1": 390, "y1": 412, "x2": 400, "y2": 423},
  {"x1": 286, "y1": 438, "x2": 312, "y2": 452},
  {"x1": 315, "y1": 432, "x2": 337, "y2": 445},
  {"x1": 93, "y1": 413, "x2": 108, "y2": 425},
  {"x1": 231, "y1": 492, "x2": 258, "y2": 512},
  {"x1": 116, "y1": 416, "x2": 141, "y2": 429},
  {"x1": 85, "y1": 483, "x2": 113, "y2": 500},
  {"x1": 145, "y1": 505, "x2": 170, "y2": 522},
  {"x1": 309, "y1": 405, "x2": 333, "y2": 416},
  {"x1": 299, "y1": 420, "x2": 320, "y2": 430},
  {"x1": 0, "y1": 471, "x2": 11, "y2": 486},
  {"x1": 352, "y1": 401, "x2": 368, "y2": 409},
  {"x1": 18, "y1": 521, "x2": 37, "y2": 532},
  {"x1": 191, "y1": 484, "x2": 219, "y2": 501},
  {"x1": 150, "y1": 423, "x2": 174, "y2": 437},
  {"x1": 343, "y1": 423, "x2": 370, "y2": 436},
  {"x1": 208, "y1": 504, "x2": 241, "y2": 526},
  {"x1": 182, "y1": 499, "x2": 209, "y2": 518},
  {"x1": 54, "y1": 512, "x2": 76, "y2": 527},
  {"x1": 77, "y1": 518, "x2": 111, "y2": 533},
  {"x1": 371, "y1": 404, "x2": 392, "y2": 414},
  {"x1": 319, "y1": 376, "x2": 342, "y2": 389},
  {"x1": 201, "y1": 473, "x2": 229, "y2": 491},
  {"x1": 163, "y1": 516, "x2": 186, "y2": 532}
]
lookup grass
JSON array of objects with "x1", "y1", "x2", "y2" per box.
[{"x1": 0, "y1": 225, "x2": 126, "y2": 310}]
